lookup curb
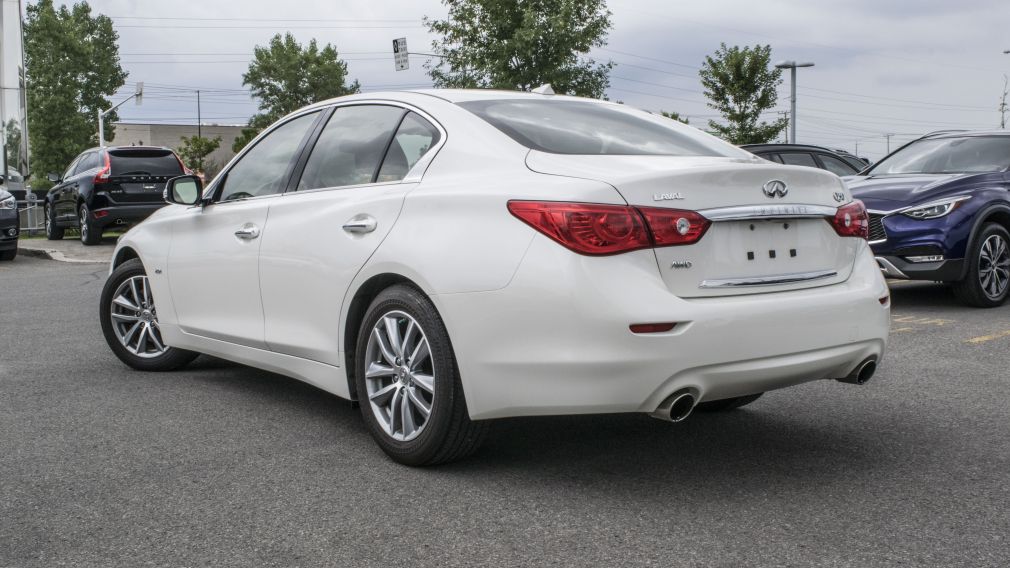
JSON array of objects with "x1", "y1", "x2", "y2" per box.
[{"x1": 17, "y1": 245, "x2": 109, "y2": 264}]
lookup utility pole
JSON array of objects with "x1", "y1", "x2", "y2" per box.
[
  {"x1": 855, "y1": 141, "x2": 859, "y2": 157},
  {"x1": 999, "y1": 75, "x2": 1008, "y2": 129},
  {"x1": 777, "y1": 111, "x2": 790, "y2": 143},
  {"x1": 885, "y1": 133, "x2": 894, "y2": 154},
  {"x1": 775, "y1": 60, "x2": 815, "y2": 144},
  {"x1": 197, "y1": 90, "x2": 202, "y2": 138}
]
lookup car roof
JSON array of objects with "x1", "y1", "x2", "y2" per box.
[
  {"x1": 304, "y1": 88, "x2": 609, "y2": 111},
  {"x1": 921, "y1": 129, "x2": 1010, "y2": 139},
  {"x1": 739, "y1": 143, "x2": 844, "y2": 153}
]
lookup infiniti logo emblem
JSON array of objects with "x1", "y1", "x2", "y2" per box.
[{"x1": 762, "y1": 179, "x2": 788, "y2": 198}]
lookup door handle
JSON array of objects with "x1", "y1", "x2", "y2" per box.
[
  {"x1": 234, "y1": 224, "x2": 260, "y2": 239},
  {"x1": 342, "y1": 215, "x2": 377, "y2": 234}
]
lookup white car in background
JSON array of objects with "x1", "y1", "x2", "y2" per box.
[{"x1": 100, "y1": 89, "x2": 890, "y2": 465}]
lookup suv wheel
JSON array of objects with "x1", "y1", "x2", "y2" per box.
[
  {"x1": 953, "y1": 223, "x2": 1010, "y2": 308},
  {"x1": 0, "y1": 249, "x2": 15, "y2": 261},
  {"x1": 354, "y1": 285, "x2": 488, "y2": 466},
  {"x1": 100, "y1": 259, "x2": 198, "y2": 371},
  {"x1": 79, "y1": 204, "x2": 101, "y2": 245},
  {"x1": 45, "y1": 203, "x2": 64, "y2": 240}
]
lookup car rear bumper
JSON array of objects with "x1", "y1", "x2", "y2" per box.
[
  {"x1": 91, "y1": 203, "x2": 165, "y2": 228},
  {"x1": 434, "y1": 236, "x2": 890, "y2": 420}
]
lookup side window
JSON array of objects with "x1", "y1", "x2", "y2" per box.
[
  {"x1": 297, "y1": 105, "x2": 405, "y2": 191},
  {"x1": 818, "y1": 154, "x2": 859, "y2": 176},
  {"x1": 758, "y1": 152, "x2": 782, "y2": 163},
  {"x1": 779, "y1": 152, "x2": 818, "y2": 168},
  {"x1": 377, "y1": 112, "x2": 441, "y2": 182},
  {"x1": 64, "y1": 154, "x2": 85, "y2": 179},
  {"x1": 79, "y1": 152, "x2": 100, "y2": 173},
  {"x1": 216, "y1": 111, "x2": 320, "y2": 202}
]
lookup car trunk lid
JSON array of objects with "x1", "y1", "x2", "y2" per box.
[{"x1": 526, "y1": 151, "x2": 861, "y2": 298}]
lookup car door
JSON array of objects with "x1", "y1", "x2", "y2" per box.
[
  {"x1": 259, "y1": 105, "x2": 444, "y2": 366},
  {"x1": 54, "y1": 154, "x2": 85, "y2": 220},
  {"x1": 166, "y1": 110, "x2": 323, "y2": 349}
]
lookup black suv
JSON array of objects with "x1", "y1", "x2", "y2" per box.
[
  {"x1": 0, "y1": 187, "x2": 17, "y2": 261},
  {"x1": 45, "y1": 146, "x2": 187, "y2": 245},
  {"x1": 741, "y1": 143, "x2": 869, "y2": 176}
]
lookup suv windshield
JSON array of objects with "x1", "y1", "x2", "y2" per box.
[
  {"x1": 108, "y1": 149, "x2": 184, "y2": 176},
  {"x1": 458, "y1": 99, "x2": 740, "y2": 157},
  {"x1": 868, "y1": 136, "x2": 1010, "y2": 175}
]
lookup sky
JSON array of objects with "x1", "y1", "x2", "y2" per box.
[{"x1": 46, "y1": 0, "x2": 1010, "y2": 159}]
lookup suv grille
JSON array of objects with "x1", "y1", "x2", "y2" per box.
[{"x1": 868, "y1": 214, "x2": 887, "y2": 242}]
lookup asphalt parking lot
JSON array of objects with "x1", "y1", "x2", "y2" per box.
[{"x1": 2, "y1": 255, "x2": 1008, "y2": 567}]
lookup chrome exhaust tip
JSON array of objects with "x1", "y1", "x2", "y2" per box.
[
  {"x1": 650, "y1": 390, "x2": 697, "y2": 422},
  {"x1": 837, "y1": 358, "x2": 877, "y2": 385}
]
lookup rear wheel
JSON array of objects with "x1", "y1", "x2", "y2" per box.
[
  {"x1": 695, "y1": 393, "x2": 763, "y2": 412},
  {"x1": 953, "y1": 223, "x2": 1010, "y2": 308},
  {"x1": 45, "y1": 203, "x2": 64, "y2": 240},
  {"x1": 100, "y1": 258, "x2": 198, "y2": 371},
  {"x1": 0, "y1": 249, "x2": 15, "y2": 261},
  {"x1": 354, "y1": 284, "x2": 487, "y2": 466},
  {"x1": 79, "y1": 204, "x2": 101, "y2": 245}
]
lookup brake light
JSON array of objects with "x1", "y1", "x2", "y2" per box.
[
  {"x1": 830, "y1": 200, "x2": 869, "y2": 239},
  {"x1": 174, "y1": 153, "x2": 193, "y2": 175},
  {"x1": 507, "y1": 201, "x2": 651, "y2": 255},
  {"x1": 507, "y1": 201, "x2": 711, "y2": 255},
  {"x1": 94, "y1": 151, "x2": 111, "y2": 184},
  {"x1": 637, "y1": 207, "x2": 710, "y2": 246}
]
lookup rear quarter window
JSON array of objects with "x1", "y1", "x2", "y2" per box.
[{"x1": 109, "y1": 149, "x2": 184, "y2": 176}]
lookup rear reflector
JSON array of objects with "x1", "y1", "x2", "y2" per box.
[
  {"x1": 830, "y1": 200, "x2": 869, "y2": 240},
  {"x1": 879, "y1": 295, "x2": 890, "y2": 306},
  {"x1": 93, "y1": 210, "x2": 109, "y2": 219},
  {"x1": 507, "y1": 200, "x2": 710, "y2": 256},
  {"x1": 630, "y1": 323, "x2": 678, "y2": 333}
]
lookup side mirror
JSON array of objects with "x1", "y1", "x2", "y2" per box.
[
  {"x1": 47, "y1": 172, "x2": 60, "y2": 183},
  {"x1": 164, "y1": 175, "x2": 203, "y2": 206}
]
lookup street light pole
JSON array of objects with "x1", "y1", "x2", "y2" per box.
[
  {"x1": 98, "y1": 83, "x2": 143, "y2": 147},
  {"x1": 775, "y1": 60, "x2": 814, "y2": 144}
]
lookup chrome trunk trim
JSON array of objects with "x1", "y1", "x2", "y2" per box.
[
  {"x1": 699, "y1": 269, "x2": 838, "y2": 289},
  {"x1": 700, "y1": 204, "x2": 837, "y2": 221}
]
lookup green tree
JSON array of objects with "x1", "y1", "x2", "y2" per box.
[
  {"x1": 425, "y1": 0, "x2": 614, "y2": 98},
  {"x1": 660, "y1": 111, "x2": 689, "y2": 125},
  {"x1": 233, "y1": 33, "x2": 360, "y2": 152},
  {"x1": 23, "y1": 0, "x2": 127, "y2": 184},
  {"x1": 176, "y1": 135, "x2": 222, "y2": 172},
  {"x1": 699, "y1": 43, "x2": 786, "y2": 144},
  {"x1": 4, "y1": 119, "x2": 22, "y2": 173}
]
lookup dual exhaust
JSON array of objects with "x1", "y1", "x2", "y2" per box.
[{"x1": 650, "y1": 358, "x2": 878, "y2": 423}]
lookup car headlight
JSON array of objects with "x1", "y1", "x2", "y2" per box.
[
  {"x1": 0, "y1": 193, "x2": 15, "y2": 210},
  {"x1": 900, "y1": 196, "x2": 971, "y2": 220}
]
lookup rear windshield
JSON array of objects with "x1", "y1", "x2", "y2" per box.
[
  {"x1": 868, "y1": 136, "x2": 1010, "y2": 175},
  {"x1": 458, "y1": 99, "x2": 739, "y2": 157},
  {"x1": 108, "y1": 149, "x2": 184, "y2": 176}
]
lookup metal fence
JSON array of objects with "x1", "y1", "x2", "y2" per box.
[{"x1": 16, "y1": 197, "x2": 46, "y2": 236}]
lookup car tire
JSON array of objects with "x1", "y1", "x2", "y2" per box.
[
  {"x1": 952, "y1": 223, "x2": 1010, "y2": 308},
  {"x1": 79, "y1": 203, "x2": 101, "y2": 245},
  {"x1": 100, "y1": 258, "x2": 198, "y2": 372},
  {"x1": 354, "y1": 284, "x2": 488, "y2": 466},
  {"x1": 0, "y1": 248, "x2": 15, "y2": 261},
  {"x1": 695, "y1": 393, "x2": 763, "y2": 412},
  {"x1": 45, "y1": 203, "x2": 64, "y2": 240}
]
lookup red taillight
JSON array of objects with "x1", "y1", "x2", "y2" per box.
[
  {"x1": 507, "y1": 201, "x2": 710, "y2": 256},
  {"x1": 507, "y1": 201, "x2": 652, "y2": 255},
  {"x1": 174, "y1": 153, "x2": 193, "y2": 175},
  {"x1": 637, "y1": 207, "x2": 710, "y2": 247},
  {"x1": 94, "y1": 151, "x2": 111, "y2": 184},
  {"x1": 831, "y1": 200, "x2": 869, "y2": 240}
]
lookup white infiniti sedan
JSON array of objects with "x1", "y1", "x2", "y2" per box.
[{"x1": 101, "y1": 89, "x2": 890, "y2": 465}]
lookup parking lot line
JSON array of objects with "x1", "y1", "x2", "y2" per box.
[{"x1": 965, "y1": 330, "x2": 1010, "y2": 344}]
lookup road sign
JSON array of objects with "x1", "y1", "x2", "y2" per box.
[{"x1": 393, "y1": 38, "x2": 409, "y2": 71}]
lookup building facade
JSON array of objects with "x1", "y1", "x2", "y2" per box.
[{"x1": 111, "y1": 122, "x2": 245, "y2": 175}]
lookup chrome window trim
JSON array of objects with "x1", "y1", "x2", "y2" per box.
[
  {"x1": 699, "y1": 269, "x2": 838, "y2": 289},
  {"x1": 700, "y1": 204, "x2": 837, "y2": 221}
]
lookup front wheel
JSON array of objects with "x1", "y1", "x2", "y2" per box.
[
  {"x1": 100, "y1": 258, "x2": 198, "y2": 371},
  {"x1": 953, "y1": 223, "x2": 1010, "y2": 308},
  {"x1": 354, "y1": 284, "x2": 488, "y2": 466},
  {"x1": 45, "y1": 203, "x2": 64, "y2": 240},
  {"x1": 79, "y1": 204, "x2": 101, "y2": 245}
]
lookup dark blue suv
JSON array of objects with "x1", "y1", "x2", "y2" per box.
[{"x1": 846, "y1": 131, "x2": 1010, "y2": 307}]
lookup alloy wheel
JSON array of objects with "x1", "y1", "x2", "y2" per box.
[
  {"x1": 363, "y1": 310, "x2": 435, "y2": 442},
  {"x1": 79, "y1": 206, "x2": 89, "y2": 241},
  {"x1": 979, "y1": 234, "x2": 1010, "y2": 300},
  {"x1": 45, "y1": 205, "x2": 51, "y2": 235},
  {"x1": 110, "y1": 275, "x2": 168, "y2": 358}
]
